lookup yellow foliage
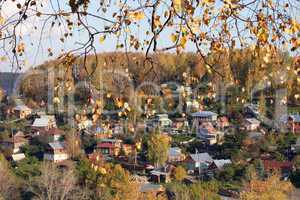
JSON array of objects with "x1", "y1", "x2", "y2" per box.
[
  {"x1": 174, "y1": 166, "x2": 187, "y2": 181},
  {"x1": 240, "y1": 174, "x2": 293, "y2": 200}
]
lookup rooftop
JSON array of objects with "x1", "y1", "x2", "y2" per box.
[
  {"x1": 14, "y1": 104, "x2": 32, "y2": 111},
  {"x1": 168, "y1": 147, "x2": 183, "y2": 157},
  {"x1": 245, "y1": 118, "x2": 260, "y2": 124},
  {"x1": 191, "y1": 111, "x2": 217, "y2": 118},
  {"x1": 263, "y1": 160, "x2": 293, "y2": 171},
  {"x1": 32, "y1": 115, "x2": 56, "y2": 127},
  {"x1": 213, "y1": 159, "x2": 232, "y2": 169},
  {"x1": 189, "y1": 153, "x2": 213, "y2": 163},
  {"x1": 48, "y1": 142, "x2": 65, "y2": 150}
]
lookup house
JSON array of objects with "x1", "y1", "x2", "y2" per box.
[
  {"x1": 217, "y1": 116, "x2": 230, "y2": 129},
  {"x1": 84, "y1": 125, "x2": 112, "y2": 139},
  {"x1": 93, "y1": 126, "x2": 112, "y2": 139},
  {"x1": 96, "y1": 139, "x2": 122, "y2": 156},
  {"x1": 185, "y1": 153, "x2": 213, "y2": 173},
  {"x1": 291, "y1": 138, "x2": 300, "y2": 153},
  {"x1": 32, "y1": 115, "x2": 57, "y2": 130},
  {"x1": 13, "y1": 104, "x2": 32, "y2": 119},
  {"x1": 191, "y1": 111, "x2": 218, "y2": 124},
  {"x1": 44, "y1": 142, "x2": 69, "y2": 162},
  {"x1": 263, "y1": 159, "x2": 294, "y2": 177},
  {"x1": 196, "y1": 122, "x2": 224, "y2": 145},
  {"x1": 208, "y1": 159, "x2": 232, "y2": 172},
  {"x1": 78, "y1": 119, "x2": 93, "y2": 130},
  {"x1": 168, "y1": 147, "x2": 185, "y2": 162},
  {"x1": 244, "y1": 118, "x2": 260, "y2": 131},
  {"x1": 154, "y1": 114, "x2": 172, "y2": 128},
  {"x1": 36, "y1": 128, "x2": 64, "y2": 143},
  {"x1": 149, "y1": 165, "x2": 173, "y2": 183},
  {"x1": 0, "y1": 131, "x2": 28, "y2": 154},
  {"x1": 287, "y1": 114, "x2": 300, "y2": 133},
  {"x1": 11, "y1": 153, "x2": 26, "y2": 162},
  {"x1": 244, "y1": 103, "x2": 259, "y2": 117},
  {"x1": 172, "y1": 118, "x2": 189, "y2": 130}
]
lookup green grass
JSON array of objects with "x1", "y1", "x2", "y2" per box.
[
  {"x1": 172, "y1": 134, "x2": 194, "y2": 143},
  {"x1": 288, "y1": 105, "x2": 300, "y2": 114}
]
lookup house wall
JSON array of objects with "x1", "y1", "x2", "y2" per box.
[{"x1": 44, "y1": 153, "x2": 68, "y2": 162}]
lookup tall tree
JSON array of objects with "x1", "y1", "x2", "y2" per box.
[
  {"x1": 147, "y1": 131, "x2": 171, "y2": 167},
  {"x1": 65, "y1": 129, "x2": 82, "y2": 159}
]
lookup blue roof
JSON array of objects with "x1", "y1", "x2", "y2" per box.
[{"x1": 191, "y1": 111, "x2": 217, "y2": 118}]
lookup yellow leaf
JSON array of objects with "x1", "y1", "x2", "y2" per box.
[
  {"x1": 180, "y1": 36, "x2": 188, "y2": 48},
  {"x1": 170, "y1": 33, "x2": 178, "y2": 43},
  {"x1": 0, "y1": 16, "x2": 4, "y2": 25},
  {"x1": 257, "y1": 28, "x2": 269, "y2": 43},
  {"x1": 174, "y1": 0, "x2": 182, "y2": 12},
  {"x1": 129, "y1": 11, "x2": 145, "y2": 21},
  {"x1": 99, "y1": 35, "x2": 106, "y2": 44}
]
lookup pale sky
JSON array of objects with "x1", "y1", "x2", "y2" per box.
[{"x1": 0, "y1": 0, "x2": 299, "y2": 73}]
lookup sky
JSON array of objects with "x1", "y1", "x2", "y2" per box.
[
  {"x1": 0, "y1": 0, "x2": 181, "y2": 72},
  {"x1": 0, "y1": 0, "x2": 299, "y2": 73}
]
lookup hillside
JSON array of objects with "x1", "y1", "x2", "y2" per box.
[
  {"x1": 0, "y1": 72, "x2": 23, "y2": 96},
  {"x1": 18, "y1": 50, "x2": 299, "y2": 105}
]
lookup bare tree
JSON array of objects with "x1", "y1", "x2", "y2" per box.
[
  {"x1": 65, "y1": 129, "x2": 82, "y2": 159},
  {"x1": 27, "y1": 162, "x2": 89, "y2": 200},
  {"x1": 0, "y1": 154, "x2": 20, "y2": 200}
]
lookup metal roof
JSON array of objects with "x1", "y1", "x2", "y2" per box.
[
  {"x1": 191, "y1": 111, "x2": 217, "y2": 118},
  {"x1": 32, "y1": 118, "x2": 50, "y2": 127},
  {"x1": 213, "y1": 159, "x2": 232, "y2": 169},
  {"x1": 14, "y1": 105, "x2": 32, "y2": 111},
  {"x1": 190, "y1": 153, "x2": 213, "y2": 163},
  {"x1": 48, "y1": 142, "x2": 65, "y2": 150}
]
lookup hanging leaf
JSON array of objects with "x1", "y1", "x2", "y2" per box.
[
  {"x1": 170, "y1": 33, "x2": 178, "y2": 43},
  {"x1": 180, "y1": 36, "x2": 188, "y2": 48},
  {"x1": 99, "y1": 35, "x2": 106, "y2": 44},
  {"x1": 174, "y1": 0, "x2": 182, "y2": 12},
  {"x1": 0, "y1": 16, "x2": 4, "y2": 25},
  {"x1": 129, "y1": 11, "x2": 145, "y2": 21}
]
